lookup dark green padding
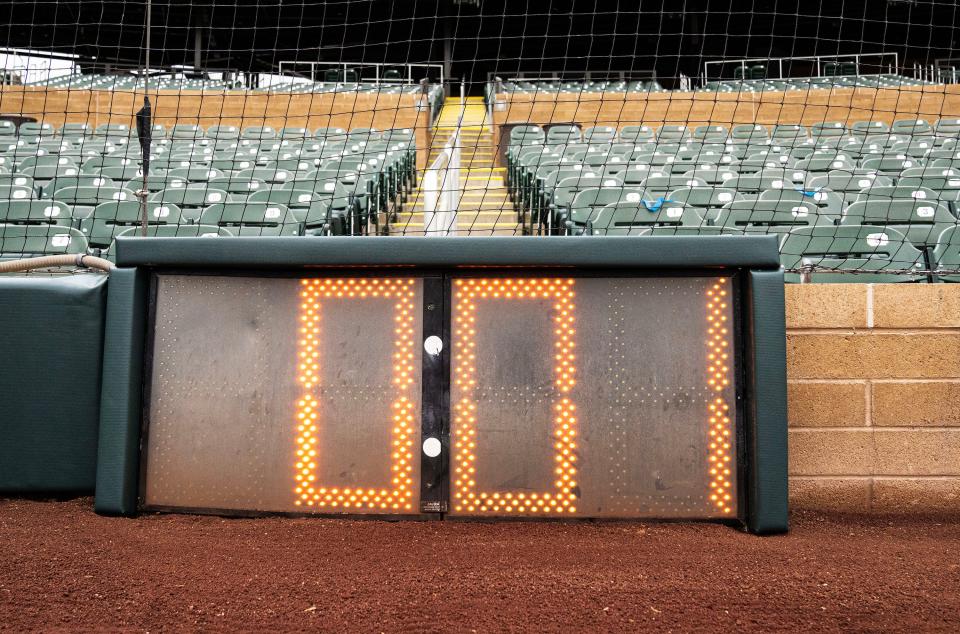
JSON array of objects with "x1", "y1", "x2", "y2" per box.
[
  {"x1": 0, "y1": 273, "x2": 107, "y2": 493},
  {"x1": 746, "y1": 269, "x2": 789, "y2": 534},
  {"x1": 93, "y1": 267, "x2": 148, "y2": 515},
  {"x1": 115, "y1": 235, "x2": 782, "y2": 270}
]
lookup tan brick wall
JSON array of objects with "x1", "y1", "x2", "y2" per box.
[{"x1": 786, "y1": 284, "x2": 960, "y2": 514}]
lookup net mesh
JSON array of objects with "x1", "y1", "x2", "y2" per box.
[{"x1": 0, "y1": 1, "x2": 958, "y2": 280}]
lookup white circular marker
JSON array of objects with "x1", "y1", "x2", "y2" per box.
[
  {"x1": 422, "y1": 437, "x2": 442, "y2": 458},
  {"x1": 424, "y1": 335, "x2": 443, "y2": 356}
]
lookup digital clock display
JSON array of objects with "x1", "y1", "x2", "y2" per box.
[{"x1": 141, "y1": 273, "x2": 737, "y2": 519}]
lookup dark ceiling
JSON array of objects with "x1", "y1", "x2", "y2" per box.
[{"x1": 0, "y1": 1, "x2": 956, "y2": 85}]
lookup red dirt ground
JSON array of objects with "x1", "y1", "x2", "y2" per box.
[{"x1": 1, "y1": 498, "x2": 958, "y2": 633}]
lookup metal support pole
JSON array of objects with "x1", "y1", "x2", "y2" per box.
[{"x1": 139, "y1": 0, "x2": 152, "y2": 237}]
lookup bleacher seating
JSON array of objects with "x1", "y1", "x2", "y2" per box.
[
  {"x1": 0, "y1": 121, "x2": 418, "y2": 260},
  {"x1": 505, "y1": 119, "x2": 960, "y2": 280}
]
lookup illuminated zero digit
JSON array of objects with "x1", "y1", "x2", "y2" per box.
[
  {"x1": 451, "y1": 278, "x2": 578, "y2": 515},
  {"x1": 706, "y1": 280, "x2": 734, "y2": 514},
  {"x1": 293, "y1": 278, "x2": 417, "y2": 511}
]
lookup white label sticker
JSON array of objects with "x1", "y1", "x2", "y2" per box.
[
  {"x1": 171, "y1": 179, "x2": 186, "y2": 188},
  {"x1": 43, "y1": 206, "x2": 60, "y2": 217},
  {"x1": 831, "y1": 161, "x2": 844, "y2": 168},
  {"x1": 949, "y1": 179, "x2": 960, "y2": 187},
  {"x1": 666, "y1": 207, "x2": 683, "y2": 218},
  {"x1": 201, "y1": 232, "x2": 219, "y2": 237},
  {"x1": 866, "y1": 232, "x2": 890, "y2": 247},
  {"x1": 13, "y1": 177, "x2": 25, "y2": 185},
  {"x1": 585, "y1": 172, "x2": 597, "y2": 179},
  {"x1": 208, "y1": 192, "x2": 223, "y2": 202},
  {"x1": 603, "y1": 179, "x2": 617, "y2": 186},
  {"x1": 718, "y1": 192, "x2": 733, "y2": 202},
  {"x1": 65, "y1": 168, "x2": 77, "y2": 176},
  {"x1": 626, "y1": 192, "x2": 641, "y2": 202},
  {"x1": 265, "y1": 206, "x2": 282, "y2": 219},
  {"x1": 903, "y1": 161, "x2": 913, "y2": 168},
  {"x1": 114, "y1": 192, "x2": 128, "y2": 200},
  {"x1": 58, "y1": 157, "x2": 68, "y2": 164},
  {"x1": 323, "y1": 182, "x2": 336, "y2": 192},
  {"x1": 297, "y1": 194, "x2": 312, "y2": 203},
  {"x1": 814, "y1": 192, "x2": 826, "y2": 202},
  {"x1": 791, "y1": 206, "x2": 809, "y2": 217},
  {"x1": 275, "y1": 172, "x2": 288, "y2": 181},
  {"x1": 51, "y1": 234, "x2": 71, "y2": 247},
  {"x1": 424, "y1": 335, "x2": 443, "y2": 356},
  {"x1": 916, "y1": 205, "x2": 935, "y2": 217},
  {"x1": 12, "y1": 189, "x2": 26, "y2": 199},
  {"x1": 858, "y1": 179, "x2": 872, "y2": 188},
  {"x1": 792, "y1": 171, "x2": 804, "y2": 181},
  {"x1": 422, "y1": 437, "x2": 442, "y2": 458},
  {"x1": 912, "y1": 190, "x2": 926, "y2": 199},
  {"x1": 771, "y1": 179, "x2": 785, "y2": 189}
]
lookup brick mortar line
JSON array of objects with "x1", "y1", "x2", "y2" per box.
[
  {"x1": 790, "y1": 426, "x2": 960, "y2": 431},
  {"x1": 791, "y1": 475, "x2": 960, "y2": 481},
  {"x1": 789, "y1": 378, "x2": 960, "y2": 384},
  {"x1": 786, "y1": 328, "x2": 960, "y2": 335}
]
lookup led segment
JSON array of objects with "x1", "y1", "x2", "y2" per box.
[
  {"x1": 293, "y1": 278, "x2": 417, "y2": 511},
  {"x1": 451, "y1": 278, "x2": 578, "y2": 515},
  {"x1": 706, "y1": 280, "x2": 734, "y2": 514}
]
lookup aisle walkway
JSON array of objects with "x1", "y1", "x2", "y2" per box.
[{"x1": 392, "y1": 96, "x2": 519, "y2": 235}]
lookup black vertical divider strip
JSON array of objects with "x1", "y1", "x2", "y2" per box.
[{"x1": 418, "y1": 275, "x2": 450, "y2": 514}]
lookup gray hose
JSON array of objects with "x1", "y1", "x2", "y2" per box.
[{"x1": 0, "y1": 253, "x2": 115, "y2": 273}]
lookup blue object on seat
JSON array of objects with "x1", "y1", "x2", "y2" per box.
[{"x1": 642, "y1": 197, "x2": 673, "y2": 212}]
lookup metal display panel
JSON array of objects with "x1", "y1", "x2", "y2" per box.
[
  {"x1": 141, "y1": 274, "x2": 424, "y2": 515},
  {"x1": 448, "y1": 276, "x2": 738, "y2": 519},
  {"x1": 94, "y1": 236, "x2": 787, "y2": 533}
]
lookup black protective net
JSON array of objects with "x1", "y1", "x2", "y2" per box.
[{"x1": 0, "y1": 1, "x2": 958, "y2": 280}]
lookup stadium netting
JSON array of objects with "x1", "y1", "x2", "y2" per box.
[{"x1": 0, "y1": 1, "x2": 959, "y2": 280}]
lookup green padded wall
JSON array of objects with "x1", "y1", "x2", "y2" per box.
[{"x1": 0, "y1": 273, "x2": 108, "y2": 493}]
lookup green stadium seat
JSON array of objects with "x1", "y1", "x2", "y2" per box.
[
  {"x1": 207, "y1": 125, "x2": 240, "y2": 139},
  {"x1": 40, "y1": 175, "x2": 115, "y2": 198},
  {"x1": 166, "y1": 166, "x2": 226, "y2": 183},
  {"x1": 58, "y1": 123, "x2": 91, "y2": 137},
  {"x1": 80, "y1": 201, "x2": 184, "y2": 248},
  {"x1": 149, "y1": 186, "x2": 228, "y2": 221},
  {"x1": 780, "y1": 225, "x2": 925, "y2": 282},
  {"x1": 843, "y1": 199, "x2": 957, "y2": 247},
  {"x1": 618, "y1": 125, "x2": 655, "y2": 142},
  {"x1": 668, "y1": 186, "x2": 743, "y2": 221},
  {"x1": 0, "y1": 185, "x2": 36, "y2": 200},
  {"x1": 170, "y1": 124, "x2": 202, "y2": 139},
  {"x1": 199, "y1": 202, "x2": 300, "y2": 236},
  {"x1": 236, "y1": 167, "x2": 294, "y2": 185},
  {"x1": 545, "y1": 125, "x2": 581, "y2": 144},
  {"x1": 19, "y1": 122, "x2": 55, "y2": 137},
  {"x1": 811, "y1": 122, "x2": 847, "y2": 138},
  {"x1": 934, "y1": 119, "x2": 960, "y2": 137},
  {"x1": 933, "y1": 225, "x2": 960, "y2": 281},
  {"x1": 730, "y1": 124, "x2": 769, "y2": 141},
  {"x1": 17, "y1": 156, "x2": 79, "y2": 180},
  {"x1": 0, "y1": 200, "x2": 72, "y2": 226},
  {"x1": 0, "y1": 173, "x2": 34, "y2": 190},
  {"x1": 715, "y1": 199, "x2": 827, "y2": 237},
  {"x1": 564, "y1": 187, "x2": 647, "y2": 233},
  {"x1": 891, "y1": 119, "x2": 932, "y2": 136},
  {"x1": 851, "y1": 121, "x2": 889, "y2": 136},
  {"x1": 0, "y1": 224, "x2": 87, "y2": 258},
  {"x1": 52, "y1": 185, "x2": 136, "y2": 219},
  {"x1": 583, "y1": 126, "x2": 617, "y2": 143},
  {"x1": 241, "y1": 126, "x2": 277, "y2": 140},
  {"x1": 758, "y1": 187, "x2": 844, "y2": 219},
  {"x1": 587, "y1": 200, "x2": 701, "y2": 235},
  {"x1": 0, "y1": 120, "x2": 16, "y2": 136},
  {"x1": 208, "y1": 176, "x2": 267, "y2": 199},
  {"x1": 692, "y1": 125, "x2": 729, "y2": 142}
]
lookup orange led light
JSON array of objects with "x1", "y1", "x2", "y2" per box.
[
  {"x1": 706, "y1": 280, "x2": 734, "y2": 515},
  {"x1": 452, "y1": 278, "x2": 578, "y2": 515},
  {"x1": 293, "y1": 278, "x2": 416, "y2": 511}
]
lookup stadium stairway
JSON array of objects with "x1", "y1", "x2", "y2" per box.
[{"x1": 392, "y1": 97, "x2": 518, "y2": 235}]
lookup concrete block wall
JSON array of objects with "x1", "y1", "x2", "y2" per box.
[{"x1": 786, "y1": 284, "x2": 960, "y2": 514}]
